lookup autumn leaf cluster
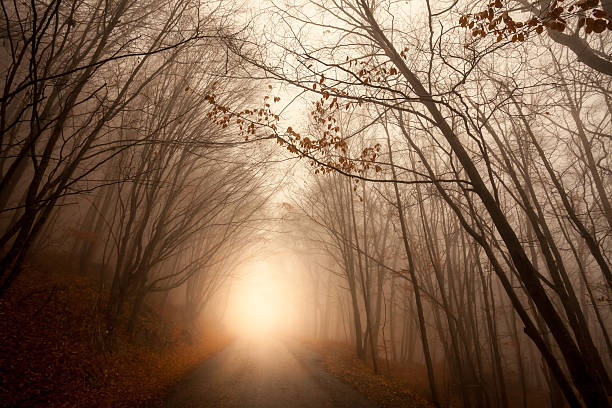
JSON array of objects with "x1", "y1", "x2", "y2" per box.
[
  {"x1": 202, "y1": 76, "x2": 385, "y2": 178},
  {"x1": 460, "y1": 0, "x2": 612, "y2": 43}
]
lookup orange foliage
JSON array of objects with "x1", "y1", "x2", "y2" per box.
[
  {"x1": 66, "y1": 226, "x2": 98, "y2": 243},
  {"x1": 302, "y1": 339, "x2": 434, "y2": 408},
  {"x1": 201, "y1": 78, "x2": 385, "y2": 179},
  {"x1": 460, "y1": 0, "x2": 612, "y2": 43},
  {"x1": 0, "y1": 255, "x2": 230, "y2": 407}
]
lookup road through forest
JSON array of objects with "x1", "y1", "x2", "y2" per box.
[{"x1": 163, "y1": 337, "x2": 377, "y2": 408}]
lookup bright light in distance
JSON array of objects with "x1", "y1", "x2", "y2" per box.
[
  {"x1": 224, "y1": 260, "x2": 295, "y2": 337},
  {"x1": 243, "y1": 287, "x2": 277, "y2": 331}
]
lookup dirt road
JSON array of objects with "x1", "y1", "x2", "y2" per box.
[{"x1": 163, "y1": 336, "x2": 377, "y2": 408}]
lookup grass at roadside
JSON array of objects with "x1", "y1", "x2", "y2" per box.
[{"x1": 302, "y1": 339, "x2": 434, "y2": 408}]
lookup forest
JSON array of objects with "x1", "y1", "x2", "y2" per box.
[{"x1": 0, "y1": 0, "x2": 610, "y2": 407}]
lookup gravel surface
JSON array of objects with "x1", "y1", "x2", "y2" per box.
[{"x1": 163, "y1": 336, "x2": 378, "y2": 408}]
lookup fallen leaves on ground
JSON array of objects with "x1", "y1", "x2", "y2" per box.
[
  {"x1": 303, "y1": 339, "x2": 434, "y2": 408},
  {"x1": 0, "y1": 254, "x2": 230, "y2": 407}
]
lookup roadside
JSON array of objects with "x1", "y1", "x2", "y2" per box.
[
  {"x1": 301, "y1": 339, "x2": 434, "y2": 408},
  {"x1": 0, "y1": 253, "x2": 230, "y2": 407}
]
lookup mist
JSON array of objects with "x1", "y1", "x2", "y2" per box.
[{"x1": 1, "y1": 0, "x2": 611, "y2": 407}]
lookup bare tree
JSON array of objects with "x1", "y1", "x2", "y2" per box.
[
  {"x1": 231, "y1": 0, "x2": 611, "y2": 405},
  {"x1": 0, "y1": 0, "x2": 243, "y2": 293}
]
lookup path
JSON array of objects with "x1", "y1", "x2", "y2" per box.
[{"x1": 163, "y1": 336, "x2": 377, "y2": 408}]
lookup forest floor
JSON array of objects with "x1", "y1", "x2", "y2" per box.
[
  {"x1": 302, "y1": 339, "x2": 434, "y2": 408},
  {"x1": 303, "y1": 340, "x2": 555, "y2": 408},
  {"x1": 0, "y1": 253, "x2": 231, "y2": 407}
]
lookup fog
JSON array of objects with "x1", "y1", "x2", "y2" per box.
[
  {"x1": 1, "y1": 0, "x2": 611, "y2": 406},
  {"x1": 224, "y1": 258, "x2": 302, "y2": 337}
]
